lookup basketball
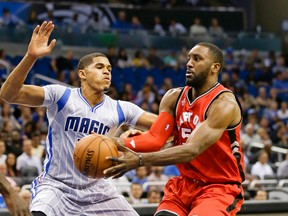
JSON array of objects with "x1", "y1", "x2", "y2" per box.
[{"x1": 73, "y1": 134, "x2": 118, "y2": 179}]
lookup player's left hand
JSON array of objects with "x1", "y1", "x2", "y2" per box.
[{"x1": 104, "y1": 145, "x2": 140, "y2": 179}]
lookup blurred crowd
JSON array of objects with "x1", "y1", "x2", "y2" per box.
[
  {"x1": 0, "y1": 42, "x2": 288, "y2": 205},
  {"x1": 0, "y1": 6, "x2": 226, "y2": 39}
]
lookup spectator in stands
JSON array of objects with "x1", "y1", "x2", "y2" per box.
[
  {"x1": 168, "y1": 19, "x2": 187, "y2": 36},
  {"x1": 31, "y1": 131, "x2": 45, "y2": 161},
  {"x1": 272, "y1": 55, "x2": 287, "y2": 74},
  {"x1": 0, "y1": 140, "x2": 7, "y2": 164},
  {"x1": 147, "y1": 189, "x2": 161, "y2": 204},
  {"x1": 153, "y1": 16, "x2": 166, "y2": 36},
  {"x1": 277, "y1": 101, "x2": 288, "y2": 124},
  {"x1": 253, "y1": 189, "x2": 268, "y2": 200},
  {"x1": 263, "y1": 100, "x2": 279, "y2": 125},
  {"x1": 132, "y1": 50, "x2": 150, "y2": 68},
  {"x1": 147, "y1": 166, "x2": 169, "y2": 192},
  {"x1": 256, "y1": 87, "x2": 269, "y2": 111},
  {"x1": 1, "y1": 8, "x2": 24, "y2": 28},
  {"x1": 134, "y1": 83, "x2": 156, "y2": 107},
  {"x1": 121, "y1": 83, "x2": 136, "y2": 102},
  {"x1": 5, "y1": 153, "x2": 17, "y2": 177},
  {"x1": 27, "y1": 9, "x2": 41, "y2": 28},
  {"x1": 0, "y1": 119, "x2": 14, "y2": 144},
  {"x1": 277, "y1": 152, "x2": 288, "y2": 178},
  {"x1": 163, "y1": 49, "x2": 178, "y2": 68},
  {"x1": 208, "y1": 17, "x2": 225, "y2": 38},
  {"x1": 32, "y1": 107, "x2": 48, "y2": 132},
  {"x1": 117, "y1": 48, "x2": 133, "y2": 68},
  {"x1": 19, "y1": 190, "x2": 32, "y2": 208},
  {"x1": 189, "y1": 17, "x2": 207, "y2": 38},
  {"x1": 270, "y1": 123, "x2": 287, "y2": 148},
  {"x1": 130, "y1": 16, "x2": 143, "y2": 30},
  {"x1": 106, "y1": 46, "x2": 118, "y2": 68},
  {"x1": 17, "y1": 106, "x2": 33, "y2": 128},
  {"x1": 16, "y1": 139, "x2": 42, "y2": 176},
  {"x1": 251, "y1": 150, "x2": 274, "y2": 179},
  {"x1": 272, "y1": 71, "x2": 288, "y2": 101},
  {"x1": 126, "y1": 183, "x2": 144, "y2": 204},
  {"x1": 0, "y1": 161, "x2": 19, "y2": 191},
  {"x1": 112, "y1": 10, "x2": 130, "y2": 30},
  {"x1": 241, "y1": 123, "x2": 261, "y2": 158},
  {"x1": 63, "y1": 13, "x2": 86, "y2": 33},
  {"x1": 131, "y1": 167, "x2": 148, "y2": 186},
  {"x1": 178, "y1": 46, "x2": 188, "y2": 69},
  {"x1": 51, "y1": 50, "x2": 75, "y2": 82},
  {"x1": 5, "y1": 130, "x2": 22, "y2": 157},
  {"x1": 147, "y1": 47, "x2": 164, "y2": 69},
  {"x1": 0, "y1": 103, "x2": 21, "y2": 131},
  {"x1": 86, "y1": 11, "x2": 110, "y2": 32}
]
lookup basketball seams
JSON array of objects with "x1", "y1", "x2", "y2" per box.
[
  {"x1": 93, "y1": 139, "x2": 102, "y2": 179},
  {"x1": 78, "y1": 135, "x2": 102, "y2": 177}
]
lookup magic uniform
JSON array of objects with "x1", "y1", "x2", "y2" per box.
[
  {"x1": 156, "y1": 83, "x2": 245, "y2": 216},
  {"x1": 30, "y1": 85, "x2": 142, "y2": 216}
]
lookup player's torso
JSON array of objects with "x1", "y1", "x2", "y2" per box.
[
  {"x1": 43, "y1": 87, "x2": 122, "y2": 186},
  {"x1": 173, "y1": 83, "x2": 245, "y2": 183}
]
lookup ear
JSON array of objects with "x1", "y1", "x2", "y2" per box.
[
  {"x1": 211, "y1": 63, "x2": 221, "y2": 74},
  {"x1": 78, "y1": 69, "x2": 86, "y2": 80}
]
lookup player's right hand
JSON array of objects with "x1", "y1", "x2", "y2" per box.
[{"x1": 27, "y1": 21, "x2": 56, "y2": 59}]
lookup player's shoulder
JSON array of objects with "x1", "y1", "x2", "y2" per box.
[
  {"x1": 210, "y1": 92, "x2": 240, "y2": 114},
  {"x1": 164, "y1": 87, "x2": 183, "y2": 99}
]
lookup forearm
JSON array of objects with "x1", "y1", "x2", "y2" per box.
[
  {"x1": 0, "y1": 53, "x2": 37, "y2": 102},
  {"x1": 141, "y1": 144, "x2": 197, "y2": 166},
  {"x1": 0, "y1": 174, "x2": 14, "y2": 196},
  {"x1": 125, "y1": 112, "x2": 174, "y2": 152}
]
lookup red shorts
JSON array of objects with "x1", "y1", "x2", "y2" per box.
[{"x1": 155, "y1": 176, "x2": 244, "y2": 216}]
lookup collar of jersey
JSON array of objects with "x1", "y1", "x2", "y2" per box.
[{"x1": 77, "y1": 88, "x2": 105, "y2": 112}]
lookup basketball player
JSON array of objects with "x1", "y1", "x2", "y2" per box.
[
  {"x1": 105, "y1": 42, "x2": 245, "y2": 216},
  {"x1": 0, "y1": 173, "x2": 31, "y2": 215},
  {"x1": 0, "y1": 21, "x2": 156, "y2": 215}
]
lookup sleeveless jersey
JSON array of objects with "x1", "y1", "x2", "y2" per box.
[
  {"x1": 173, "y1": 83, "x2": 245, "y2": 184},
  {"x1": 39, "y1": 84, "x2": 144, "y2": 187}
]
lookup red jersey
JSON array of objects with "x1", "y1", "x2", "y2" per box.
[{"x1": 173, "y1": 83, "x2": 245, "y2": 184}]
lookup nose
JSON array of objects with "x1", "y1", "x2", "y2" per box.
[{"x1": 186, "y1": 59, "x2": 193, "y2": 69}]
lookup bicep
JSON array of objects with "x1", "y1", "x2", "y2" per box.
[
  {"x1": 12, "y1": 85, "x2": 45, "y2": 107},
  {"x1": 186, "y1": 99, "x2": 238, "y2": 154}
]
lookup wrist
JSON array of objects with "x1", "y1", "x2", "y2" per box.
[
  {"x1": 138, "y1": 152, "x2": 143, "y2": 166},
  {"x1": 25, "y1": 52, "x2": 38, "y2": 62}
]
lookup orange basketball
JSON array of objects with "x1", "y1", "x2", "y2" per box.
[{"x1": 73, "y1": 134, "x2": 118, "y2": 179}]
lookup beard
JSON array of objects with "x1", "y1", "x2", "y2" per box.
[{"x1": 186, "y1": 67, "x2": 210, "y2": 88}]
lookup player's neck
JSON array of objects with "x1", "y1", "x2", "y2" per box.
[
  {"x1": 81, "y1": 88, "x2": 105, "y2": 107},
  {"x1": 192, "y1": 80, "x2": 218, "y2": 98}
]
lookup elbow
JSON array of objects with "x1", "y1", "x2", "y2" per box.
[{"x1": 0, "y1": 92, "x2": 12, "y2": 103}]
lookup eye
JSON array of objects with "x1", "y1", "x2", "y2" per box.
[{"x1": 194, "y1": 56, "x2": 200, "y2": 61}]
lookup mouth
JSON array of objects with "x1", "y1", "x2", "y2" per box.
[{"x1": 186, "y1": 70, "x2": 194, "y2": 78}]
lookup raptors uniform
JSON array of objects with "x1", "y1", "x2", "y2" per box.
[
  {"x1": 156, "y1": 83, "x2": 245, "y2": 216},
  {"x1": 30, "y1": 85, "x2": 142, "y2": 215}
]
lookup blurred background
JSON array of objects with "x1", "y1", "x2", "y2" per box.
[{"x1": 0, "y1": 0, "x2": 288, "y2": 215}]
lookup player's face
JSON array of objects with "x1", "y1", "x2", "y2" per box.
[
  {"x1": 84, "y1": 56, "x2": 112, "y2": 92},
  {"x1": 186, "y1": 45, "x2": 213, "y2": 88}
]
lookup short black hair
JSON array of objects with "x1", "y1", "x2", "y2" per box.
[
  {"x1": 197, "y1": 42, "x2": 224, "y2": 73},
  {"x1": 77, "y1": 53, "x2": 107, "y2": 71}
]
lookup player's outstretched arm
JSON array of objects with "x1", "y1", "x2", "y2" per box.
[
  {"x1": 0, "y1": 173, "x2": 31, "y2": 216},
  {"x1": 0, "y1": 21, "x2": 56, "y2": 107},
  {"x1": 104, "y1": 93, "x2": 241, "y2": 178}
]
